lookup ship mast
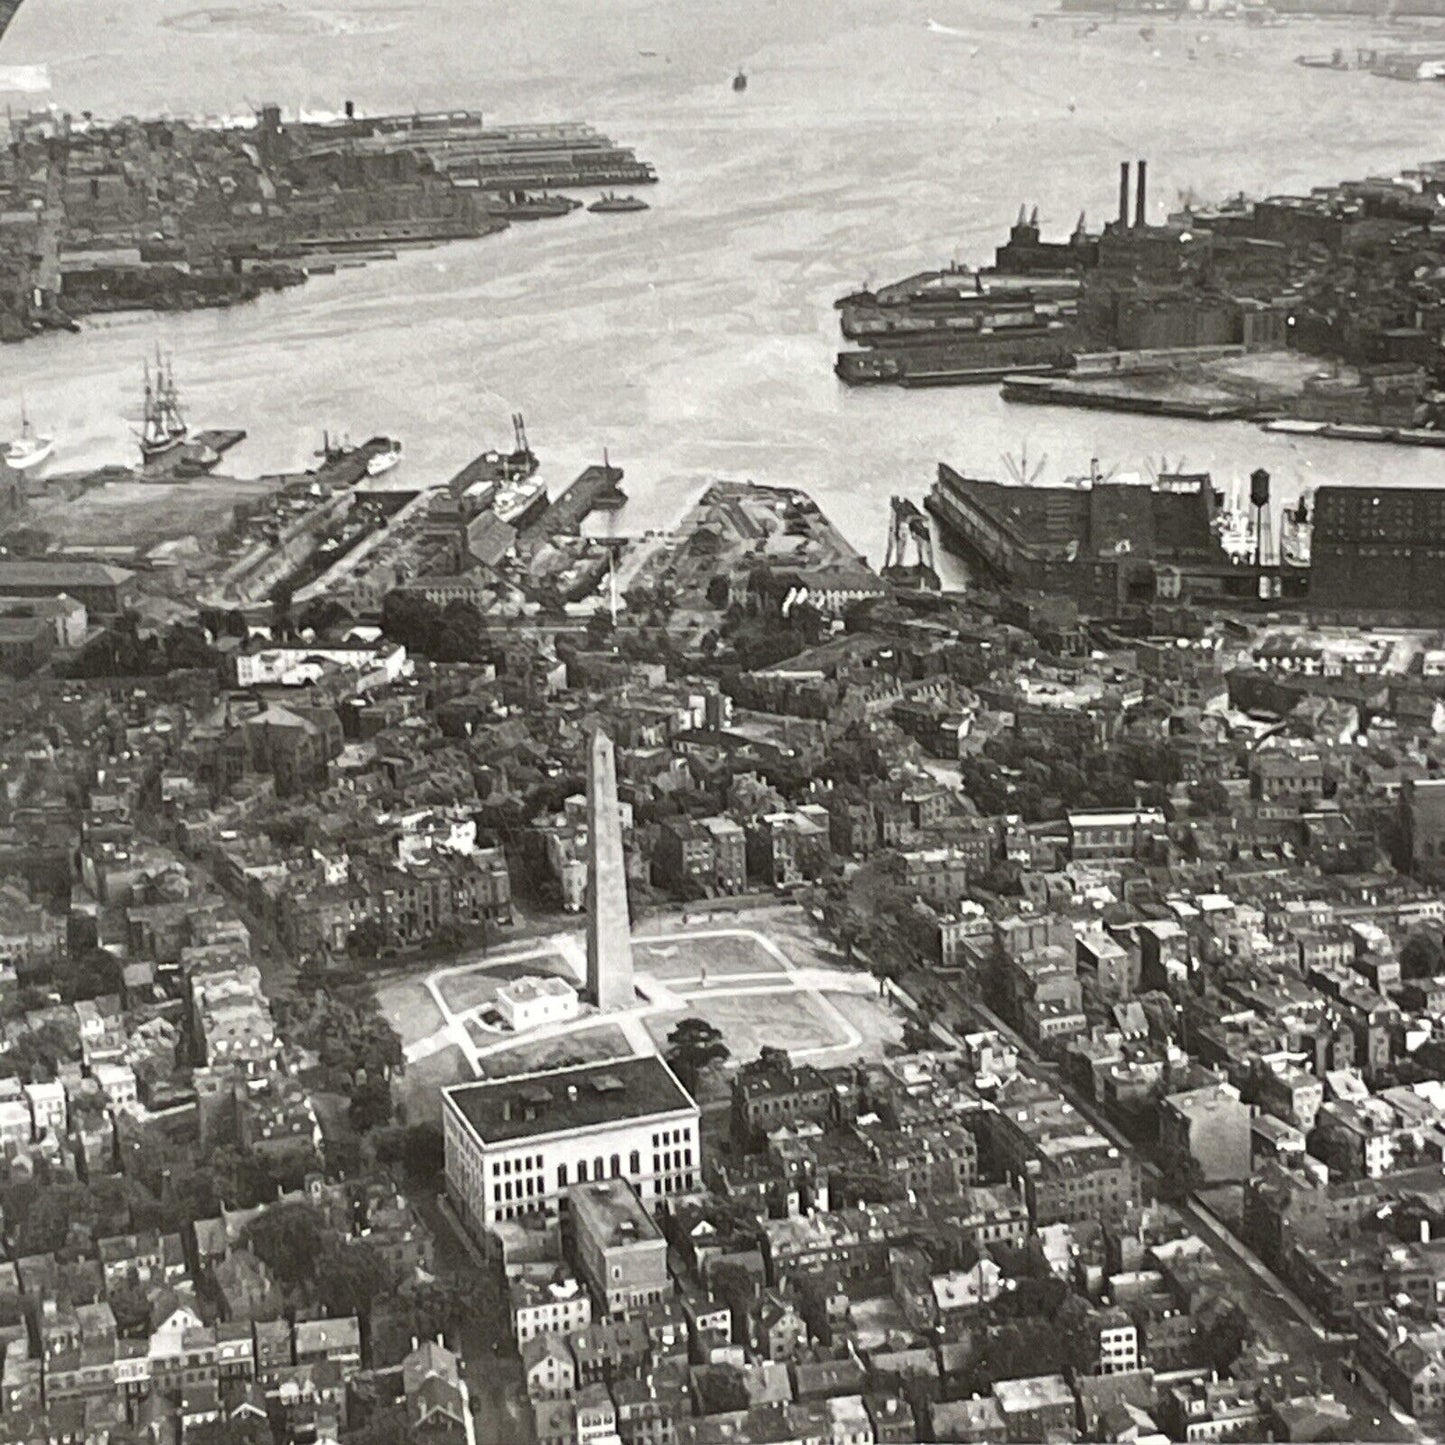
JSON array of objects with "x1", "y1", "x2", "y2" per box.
[
  {"x1": 158, "y1": 349, "x2": 186, "y2": 437},
  {"x1": 142, "y1": 357, "x2": 161, "y2": 445}
]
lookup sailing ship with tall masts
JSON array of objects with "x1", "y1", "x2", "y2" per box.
[{"x1": 139, "y1": 350, "x2": 189, "y2": 462}]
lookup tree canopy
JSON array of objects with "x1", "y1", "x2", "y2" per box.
[
  {"x1": 665, "y1": 1017, "x2": 730, "y2": 1092},
  {"x1": 243, "y1": 1202, "x2": 327, "y2": 1289},
  {"x1": 1401, "y1": 930, "x2": 1444, "y2": 979}
]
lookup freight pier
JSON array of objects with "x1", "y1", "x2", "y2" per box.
[
  {"x1": 1001, "y1": 374, "x2": 1267, "y2": 421},
  {"x1": 138, "y1": 430, "x2": 248, "y2": 481},
  {"x1": 326, "y1": 117, "x2": 658, "y2": 193},
  {"x1": 925, "y1": 461, "x2": 1307, "y2": 609},
  {"x1": 519, "y1": 462, "x2": 627, "y2": 545}
]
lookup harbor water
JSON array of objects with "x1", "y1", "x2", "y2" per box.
[{"x1": 6, "y1": 0, "x2": 1445, "y2": 565}]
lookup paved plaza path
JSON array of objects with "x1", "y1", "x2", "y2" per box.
[{"x1": 401, "y1": 926, "x2": 881, "y2": 1078}]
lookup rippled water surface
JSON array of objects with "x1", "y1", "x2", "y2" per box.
[{"x1": 5, "y1": 0, "x2": 1445, "y2": 559}]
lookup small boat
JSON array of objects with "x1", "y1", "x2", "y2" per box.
[
  {"x1": 5, "y1": 399, "x2": 53, "y2": 471},
  {"x1": 365, "y1": 438, "x2": 402, "y2": 476},
  {"x1": 589, "y1": 192, "x2": 650, "y2": 214},
  {"x1": 733, "y1": 68, "x2": 748, "y2": 92}
]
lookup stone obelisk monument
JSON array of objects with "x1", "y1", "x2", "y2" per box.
[{"x1": 586, "y1": 726, "x2": 634, "y2": 1010}]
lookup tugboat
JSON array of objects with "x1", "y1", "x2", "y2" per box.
[
  {"x1": 4, "y1": 398, "x2": 53, "y2": 471},
  {"x1": 588, "y1": 192, "x2": 650, "y2": 214},
  {"x1": 138, "y1": 356, "x2": 187, "y2": 462},
  {"x1": 732, "y1": 68, "x2": 748, "y2": 92},
  {"x1": 493, "y1": 190, "x2": 583, "y2": 221}
]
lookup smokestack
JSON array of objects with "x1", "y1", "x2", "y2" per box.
[
  {"x1": 1118, "y1": 161, "x2": 1130, "y2": 229},
  {"x1": 1135, "y1": 159, "x2": 1148, "y2": 229}
]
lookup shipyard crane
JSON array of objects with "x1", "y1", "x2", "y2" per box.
[
  {"x1": 1001, "y1": 445, "x2": 1048, "y2": 487},
  {"x1": 881, "y1": 496, "x2": 940, "y2": 591}
]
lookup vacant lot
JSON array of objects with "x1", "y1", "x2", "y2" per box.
[{"x1": 476, "y1": 1024, "x2": 635, "y2": 1080}]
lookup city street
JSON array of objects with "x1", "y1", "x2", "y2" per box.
[
  {"x1": 900, "y1": 969, "x2": 1429, "y2": 1443},
  {"x1": 416, "y1": 1191, "x2": 533, "y2": 1445}
]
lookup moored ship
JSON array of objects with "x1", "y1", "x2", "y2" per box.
[
  {"x1": 5, "y1": 400, "x2": 53, "y2": 471},
  {"x1": 1281, "y1": 492, "x2": 1312, "y2": 567},
  {"x1": 365, "y1": 438, "x2": 403, "y2": 476},
  {"x1": 138, "y1": 355, "x2": 188, "y2": 462},
  {"x1": 490, "y1": 190, "x2": 583, "y2": 221},
  {"x1": 1213, "y1": 505, "x2": 1256, "y2": 562},
  {"x1": 492, "y1": 476, "x2": 548, "y2": 530},
  {"x1": 1210, "y1": 477, "x2": 1257, "y2": 563},
  {"x1": 589, "y1": 192, "x2": 649, "y2": 213}
]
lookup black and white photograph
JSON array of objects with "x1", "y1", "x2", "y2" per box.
[{"x1": 3, "y1": 0, "x2": 1445, "y2": 1440}]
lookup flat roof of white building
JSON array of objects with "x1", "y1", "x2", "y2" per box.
[
  {"x1": 445, "y1": 1056, "x2": 696, "y2": 1148},
  {"x1": 497, "y1": 975, "x2": 576, "y2": 1005}
]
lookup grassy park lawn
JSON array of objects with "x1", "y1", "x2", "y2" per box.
[
  {"x1": 634, "y1": 932, "x2": 786, "y2": 982},
  {"x1": 645, "y1": 988, "x2": 843, "y2": 1064},
  {"x1": 476, "y1": 1024, "x2": 636, "y2": 1079}
]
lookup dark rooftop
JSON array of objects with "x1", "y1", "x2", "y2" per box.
[{"x1": 444, "y1": 1055, "x2": 696, "y2": 1145}]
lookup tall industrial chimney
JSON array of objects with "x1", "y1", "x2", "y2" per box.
[
  {"x1": 1118, "y1": 161, "x2": 1131, "y2": 229},
  {"x1": 1135, "y1": 159, "x2": 1148, "y2": 229}
]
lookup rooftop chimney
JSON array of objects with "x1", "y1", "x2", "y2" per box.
[
  {"x1": 1135, "y1": 158, "x2": 1148, "y2": 229},
  {"x1": 1118, "y1": 161, "x2": 1130, "y2": 229}
]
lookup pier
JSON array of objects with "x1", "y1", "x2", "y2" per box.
[
  {"x1": 137, "y1": 429, "x2": 248, "y2": 482},
  {"x1": 521, "y1": 463, "x2": 628, "y2": 544},
  {"x1": 1000, "y1": 374, "x2": 1266, "y2": 421}
]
